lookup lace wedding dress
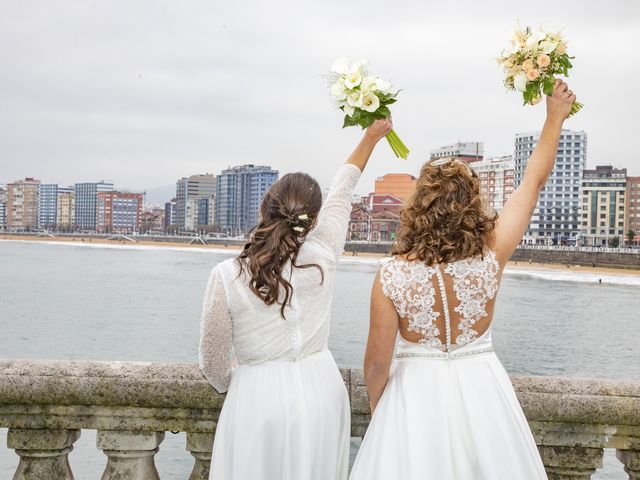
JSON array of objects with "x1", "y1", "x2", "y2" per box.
[
  {"x1": 199, "y1": 164, "x2": 361, "y2": 480},
  {"x1": 349, "y1": 252, "x2": 548, "y2": 480}
]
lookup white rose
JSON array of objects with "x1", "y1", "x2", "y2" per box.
[
  {"x1": 361, "y1": 92, "x2": 380, "y2": 113},
  {"x1": 344, "y1": 71, "x2": 363, "y2": 89},
  {"x1": 343, "y1": 104, "x2": 355, "y2": 117},
  {"x1": 331, "y1": 57, "x2": 351, "y2": 75},
  {"x1": 513, "y1": 72, "x2": 528, "y2": 92},
  {"x1": 526, "y1": 30, "x2": 547, "y2": 48},
  {"x1": 539, "y1": 40, "x2": 558, "y2": 54},
  {"x1": 347, "y1": 91, "x2": 363, "y2": 108}
]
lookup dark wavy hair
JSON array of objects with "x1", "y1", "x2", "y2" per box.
[
  {"x1": 392, "y1": 159, "x2": 497, "y2": 265},
  {"x1": 237, "y1": 172, "x2": 324, "y2": 318}
]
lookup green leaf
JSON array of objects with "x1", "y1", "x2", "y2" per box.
[
  {"x1": 376, "y1": 106, "x2": 391, "y2": 118},
  {"x1": 342, "y1": 115, "x2": 358, "y2": 128},
  {"x1": 360, "y1": 114, "x2": 376, "y2": 129},
  {"x1": 543, "y1": 77, "x2": 554, "y2": 96}
]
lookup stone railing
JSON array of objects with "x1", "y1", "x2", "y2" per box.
[{"x1": 1, "y1": 360, "x2": 639, "y2": 480}]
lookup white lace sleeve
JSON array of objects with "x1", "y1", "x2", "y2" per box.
[
  {"x1": 198, "y1": 266, "x2": 233, "y2": 393},
  {"x1": 310, "y1": 164, "x2": 362, "y2": 258}
]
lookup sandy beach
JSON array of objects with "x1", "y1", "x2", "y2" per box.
[{"x1": 2, "y1": 233, "x2": 639, "y2": 277}]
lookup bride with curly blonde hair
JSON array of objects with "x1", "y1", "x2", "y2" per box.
[{"x1": 350, "y1": 80, "x2": 577, "y2": 480}]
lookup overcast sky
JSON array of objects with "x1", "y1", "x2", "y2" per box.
[{"x1": 1, "y1": 0, "x2": 639, "y2": 198}]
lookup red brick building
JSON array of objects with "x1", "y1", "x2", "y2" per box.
[
  {"x1": 348, "y1": 204, "x2": 370, "y2": 241},
  {"x1": 361, "y1": 193, "x2": 404, "y2": 214},
  {"x1": 373, "y1": 174, "x2": 416, "y2": 201},
  {"x1": 370, "y1": 209, "x2": 401, "y2": 241},
  {"x1": 96, "y1": 192, "x2": 143, "y2": 233},
  {"x1": 626, "y1": 176, "x2": 640, "y2": 245}
]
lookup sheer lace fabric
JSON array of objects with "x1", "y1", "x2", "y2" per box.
[
  {"x1": 199, "y1": 164, "x2": 362, "y2": 392},
  {"x1": 380, "y1": 250, "x2": 500, "y2": 351}
]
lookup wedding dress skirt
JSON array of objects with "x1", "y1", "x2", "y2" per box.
[
  {"x1": 209, "y1": 349, "x2": 350, "y2": 480},
  {"x1": 349, "y1": 331, "x2": 548, "y2": 480}
]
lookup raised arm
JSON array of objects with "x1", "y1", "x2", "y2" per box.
[
  {"x1": 364, "y1": 269, "x2": 400, "y2": 413},
  {"x1": 199, "y1": 266, "x2": 233, "y2": 393},
  {"x1": 493, "y1": 80, "x2": 577, "y2": 265},
  {"x1": 311, "y1": 118, "x2": 393, "y2": 258}
]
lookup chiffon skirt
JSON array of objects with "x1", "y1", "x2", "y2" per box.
[
  {"x1": 209, "y1": 349, "x2": 350, "y2": 480},
  {"x1": 349, "y1": 336, "x2": 548, "y2": 480}
]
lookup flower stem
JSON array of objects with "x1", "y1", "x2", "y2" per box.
[
  {"x1": 386, "y1": 133, "x2": 401, "y2": 157},
  {"x1": 567, "y1": 101, "x2": 583, "y2": 118},
  {"x1": 386, "y1": 129, "x2": 409, "y2": 159}
]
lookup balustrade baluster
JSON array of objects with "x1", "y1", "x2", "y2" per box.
[
  {"x1": 186, "y1": 432, "x2": 214, "y2": 480},
  {"x1": 7, "y1": 428, "x2": 80, "y2": 480},
  {"x1": 97, "y1": 430, "x2": 164, "y2": 480},
  {"x1": 617, "y1": 449, "x2": 640, "y2": 480}
]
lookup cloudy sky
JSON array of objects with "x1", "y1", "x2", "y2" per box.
[{"x1": 1, "y1": 0, "x2": 639, "y2": 200}]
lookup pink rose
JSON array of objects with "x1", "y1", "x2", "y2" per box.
[
  {"x1": 526, "y1": 69, "x2": 540, "y2": 81},
  {"x1": 521, "y1": 59, "x2": 535, "y2": 72},
  {"x1": 556, "y1": 43, "x2": 567, "y2": 55},
  {"x1": 537, "y1": 53, "x2": 551, "y2": 68}
]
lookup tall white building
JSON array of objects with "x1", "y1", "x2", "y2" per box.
[
  {"x1": 38, "y1": 184, "x2": 60, "y2": 229},
  {"x1": 471, "y1": 155, "x2": 515, "y2": 211},
  {"x1": 430, "y1": 141, "x2": 483, "y2": 163},
  {"x1": 514, "y1": 129, "x2": 587, "y2": 245},
  {"x1": 175, "y1": 174, "x2": 216, "y2": 231},
  {"x1": 74, "y1": 181, "x2": 114, "y2": 230},
  {"x1": 215, "y1": 165, "x2": 279, "y2": 233},
  {"x1": 0, "y1": 187, "x2": 6, "y2": 230}
]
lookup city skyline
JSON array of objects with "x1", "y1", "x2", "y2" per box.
[
  {"x1": 1, "y1": 1, "x2": 639, "y2": 195},
  {"x1": 2, "y1": 150, "x2": 639, "y2": 206}
]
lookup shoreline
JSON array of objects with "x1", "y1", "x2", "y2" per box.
[{"x1": 2, "y1": 233, "x2": 639, "y2": 278}]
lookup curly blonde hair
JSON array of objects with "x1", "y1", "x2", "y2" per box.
[{"x1": 392, "y1": 159, "x2": 497, "y2": 265}]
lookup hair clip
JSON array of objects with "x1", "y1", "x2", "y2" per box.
[
  {"x1": 430, "y1": 158, "x2": 473, "y2": 174},
  {"x1": 293, "y1": 226, "x2": 305, "y2": 233},
  {"x1": 298, "y1": 213, "x2": 309, "y2": 221}
]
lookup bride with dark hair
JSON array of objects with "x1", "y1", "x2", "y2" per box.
[{"x1": 199, "y1": 118, "x2": 393, "y2": 480}]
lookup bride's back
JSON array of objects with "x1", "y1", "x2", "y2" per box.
[
  {"x1": 379, "y1": 158, "x2": 504, "y2": 351},
  {"x1": 380, "y1": 251, "x2": 501, "y2": 351}
]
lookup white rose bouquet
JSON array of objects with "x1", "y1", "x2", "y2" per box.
[
  {"x1": 329, "y1": 57, "x2": 409, "y2": 159},
  {"x1": 498, "y1": 24, "x2": 583, "y2": 116}
]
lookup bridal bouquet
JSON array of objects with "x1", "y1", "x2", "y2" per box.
[
  {"x1": 498, "y1": 25, "x2": 583, "y2": 116},
  {"x1": 329, "y1": 58, "x2": 410, "y2": 159}
]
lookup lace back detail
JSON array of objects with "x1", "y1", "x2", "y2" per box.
[
  {"x1": 380, "y1": 251, "x2": 500, "y2": 350},
  {"x1": 445, "y1": 251, "x2": 499, "y2": 346},
  {"x1": 379, "y1": 260, "x2": 442, "y2": 348}
]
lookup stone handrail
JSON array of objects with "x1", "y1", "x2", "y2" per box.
[{"x1": 1, "y1": 359, "x2": 639, "y2": 479}]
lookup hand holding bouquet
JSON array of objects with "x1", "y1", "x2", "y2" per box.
[
  {"x1": 498, "y1": 25, "x2": 582, "y2": 116},
  {"x1": 329, "y1": 58, "x2": 409, "y2": 159}
]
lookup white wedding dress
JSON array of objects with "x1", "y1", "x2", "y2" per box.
[
  {"x1": 199, "y1": 164, "x2": 362, "y2": 480},
  {"x1": 349, "y1": 252, "x2": 548, "y2": 480}
]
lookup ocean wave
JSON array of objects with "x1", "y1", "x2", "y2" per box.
[
  {"x1": 503, "y1": 268, "x2": 640, "y2": 287},
  {"x1": 3, "y1": 239, "x2": 639, "y2": 286},
  {"x1": 0, "y1": 239, "x2": 238, "y2": 256}
]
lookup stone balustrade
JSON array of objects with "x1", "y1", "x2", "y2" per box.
[{"x1": 1, "y1": 359, "x2": 639, "y2": 479}]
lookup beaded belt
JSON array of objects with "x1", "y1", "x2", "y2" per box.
[{"x1": 395, "y1": 346, "x2": 494, "y2": 360}]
